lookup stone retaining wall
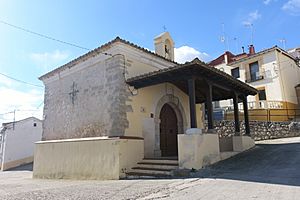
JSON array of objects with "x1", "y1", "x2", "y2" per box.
[{"x1": 205, "y1": 121, "x2": 300, "y2": 141}]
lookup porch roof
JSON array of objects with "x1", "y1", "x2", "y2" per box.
[{"x1": 126, "y1": 58, "x2": 257, "y2": 103}]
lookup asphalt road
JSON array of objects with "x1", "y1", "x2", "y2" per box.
[{"x1": 0, "y1": 137, "x2": 299, "y2": 200}]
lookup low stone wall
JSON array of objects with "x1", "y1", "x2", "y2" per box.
[
  {"x1": 33, "y1": 137, "x2": 144, "y2": 180},
  {"x1": 205, "y1": 121, "x2": 300, "y2": 141}
]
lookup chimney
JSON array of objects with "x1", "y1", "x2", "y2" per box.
[
  {"x1": 224, "y1": 52, "x2": 228, "y2": 64},
  {"x1": 242, "y1": 46, "x2": 245, "y2": 53},
  {"x1": 249, "y1": 45, "x2": 255, "y2": 55}
]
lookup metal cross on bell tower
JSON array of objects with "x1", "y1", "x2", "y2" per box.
[
  {"x1": 163, "y1": 25, "x2": 167, "y2": 32},
  {"x1": 69, "y1": 82, "x2": 79, "y2": 105}
]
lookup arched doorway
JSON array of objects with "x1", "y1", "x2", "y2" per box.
[{"x1": 159, "y1": 103, "x2": 178, "y2": 157}]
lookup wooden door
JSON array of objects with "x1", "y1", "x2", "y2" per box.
[{"x1": 159, "y1": 104, "x2": 178, "y2": 157}]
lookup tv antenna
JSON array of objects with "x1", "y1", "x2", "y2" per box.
[
  {"x1": 245, "y1": 23, "x2": 254, "y2": 44},
  {"x1": 220, "y1": 23, "x2": 229, "y2": 51},
  {"x1": 279, "y1": 38, "x2": 287, "y2": 50}
]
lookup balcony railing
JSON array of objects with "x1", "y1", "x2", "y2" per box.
[
  {"x1": 245, "y1": 69, "x2": 265, "y2": 83},
  {"x1": 247, "y1": 100, "x2": 283, "y2": 109},
  {"x1": 223, "y1": 100, "x2": 284, "y2": 110}
]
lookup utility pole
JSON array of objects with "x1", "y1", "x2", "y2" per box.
[{"x1": 13, "y1": 110, "x2": 15, "y2": 130}]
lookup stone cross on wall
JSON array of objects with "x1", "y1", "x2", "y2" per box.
[{"x1": 69, "y1": 82, "x2": 79, "y2": 105}]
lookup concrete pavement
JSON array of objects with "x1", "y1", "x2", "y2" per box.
[{"x1": 0, "y1": 137, "x2": 300, "y2": 200}]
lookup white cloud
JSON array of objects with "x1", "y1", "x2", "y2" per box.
[
  {"x1": 0, "y1": 87, "x2": 43, "y2": 125},
  {"x1": 174, "y1": 46, "x2": 210, "y2": 64},
  {"x1": 242, "y1": 10, "x2": 262, "y2": 26},
  {"x1": 30, "y1": 50, "x2": 69, "y2": 70},
  {"x1": 282, "y1": 0, "x2": 300, "y2": 15}
]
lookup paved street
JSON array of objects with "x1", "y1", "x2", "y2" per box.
[{"x1": 0, "y1": 137, "x2": 300, "y2": 200}]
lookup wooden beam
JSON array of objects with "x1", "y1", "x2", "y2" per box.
[
  {"x1": 188, "y1": 78, "x2": 197, "y2": 128},
  {"x1": 243, "y1": 95, "x2": 251, "y2": 136},
  {"x1": 233, "y1": 92, "x2": 240, "y2": 135},
  {"x1": 206, "y1": 83, "x2": 214, "y2": 130}
]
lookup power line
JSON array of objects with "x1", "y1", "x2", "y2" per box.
[
  {"x1": 0, "y1": 111, "x2": 14, "y2": 116},
  {"x1": 0, "y1": 72, "x2": 44, "y2": 88},
  {"x1": 0, "y1": 19, "x2": 91, "y2": 51},
  {"x1": 36, "y1": 101, "x2": 44, "y2": 109},
  {"x1": 0, "y1": 109, "x2": 42, "y2": 116}
]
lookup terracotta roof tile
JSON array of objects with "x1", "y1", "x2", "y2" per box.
[{"x1": 228, "y1": 45, "x2": 296, "y2": 65}]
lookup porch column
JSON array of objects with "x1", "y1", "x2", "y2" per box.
[
  {"x1": 206, "y1": 83, "x2": 214, "y2": 130},
  {"x1": 243, "y1": 95, "x2": 251, "y2": 136},
  {"x1": 233, "y1": 92, "x2": 240, "y2": 135},
  {"x1": 188, "y1": 78, "x2": 197, "y2": 128}
]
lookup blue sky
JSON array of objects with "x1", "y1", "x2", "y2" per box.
[{"x1": 0, "y1": 0, "x2": 300, "y2": 123}]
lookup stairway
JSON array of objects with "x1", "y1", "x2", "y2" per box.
[{"x1": 126, "y1": 157, "x2": 179, "y2": 178}]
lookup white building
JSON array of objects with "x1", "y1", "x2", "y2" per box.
[
  {"x1": 0, "y1": 117, "x2": 42, "y2": 170},
  {"x1": 210, "y1": 45, "x2": 300, "y2": 121}
]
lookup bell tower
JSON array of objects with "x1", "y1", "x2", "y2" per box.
[{"x1": 154, "y1": 32, "x2": 175, "y2": 61}]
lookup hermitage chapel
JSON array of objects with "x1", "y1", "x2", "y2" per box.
[{"x1": 33, "y1": 32, "x2": 257, "y2": 179}]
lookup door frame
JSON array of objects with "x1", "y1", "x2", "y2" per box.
[{"x1": 153, "y1": 94, "x2": 187, "y2": 157}]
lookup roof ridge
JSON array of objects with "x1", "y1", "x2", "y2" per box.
[
  {"x1": 39, "y1": 36, "x2": 177, "y2": 80},
  {"x1": 2, "y1": 116, "x2": 42, "y2": 126}
]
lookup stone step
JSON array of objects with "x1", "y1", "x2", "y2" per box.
[
  {"x1": 126, "y1": 171, "x2": 172, "y2": 178},
  {"x1": 127, "y1": 168, "x2": 172, "y2": 176},
  {"x1": 126, "y1": 157, "x2": 179, "y2": 179},
  {"x1": 136, "y1": 163, "x2": 178, "y2": 170},
  {"x1": 144, "y1": 157, "x2": 178, "y2": 160},
  {"x1": 142, "y1": 158, "x2": 178, "y2": 165},
  {"x1": 132, "y1": 167, "x2": 173, "y2": 172}
]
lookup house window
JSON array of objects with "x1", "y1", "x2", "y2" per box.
[
  {"x1": 248, "y1": 61, "x2": 263, "y2": 82},
  {"x1": 213, "y1": 101, "x2": 220, "y2": 108},
  {"x1": 33, "y1": 123, "x2": 37, "y2": 127},
  {"x1": 258, "y1": 89, "x2": 266, "y2": 100},
  {"x1": 231, "y1": 67, "x2": 240, "y2": 78}
]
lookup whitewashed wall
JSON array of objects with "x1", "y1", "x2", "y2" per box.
[{"x1": 1, "y1": 117, "x2": 42, "y2": 170}]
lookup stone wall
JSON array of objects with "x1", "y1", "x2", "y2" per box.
[
  {"x1": 42, "y1": 55, "x2": 129, "y2": 140},
  {"x1": 205, "y1": 120, "x2": 300, "y2": 141}
]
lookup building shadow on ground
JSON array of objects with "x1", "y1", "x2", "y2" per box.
[
  {"x1": 8, "y1": 163, "x2": 33, "y2": 171},
  {"x1": 193, "y1": 142, "x2": 300, "y2": 187}
]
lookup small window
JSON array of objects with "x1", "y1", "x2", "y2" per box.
[
  {"x1": 249, "y1": 61, "x2": 260, "y2": 81},
  {"x1": 258, "y1": 89, "x2": 266, "y2": 100},
  {"x1": 33, "y1": 123, "x2": 37, "y2": 127},
  {"x1": 231, "y1": 67, "x2": 240, "y2": 78}
]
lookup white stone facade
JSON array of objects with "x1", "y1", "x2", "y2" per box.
[{"x1": 40, "y1": 40, "x2": 176, "y2": 140}]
